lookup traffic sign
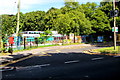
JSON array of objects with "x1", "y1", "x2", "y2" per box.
[
  {"x1": 9, "y1": 37, "x2": 14, "y2": 44},
  {"x1": 112, "y1": 27, "x2": 118, "y2": 32},
  {"x1": 110, "y1": 9, "x2": 119, "y2": 17}
]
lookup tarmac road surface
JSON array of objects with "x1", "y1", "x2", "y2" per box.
[{"x1": 1, "y1": 46, "x2": 120, "y2": 80}]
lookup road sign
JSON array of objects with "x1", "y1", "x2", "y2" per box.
[
  {"x1": 110, "y1": 9, "x2": 119, "y2": 17},
  {"x1": 9, "y1": 37, "x2": 14, "y2": 44},
  {"x1": 112, "y1": 27, "x2": 118, "y2": 32}
]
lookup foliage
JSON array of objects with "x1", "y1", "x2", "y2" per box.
[
  {"x1": 91, "y1": 8, "x2": 111, "y2": 34},
  {"x1": 99, "y1": 1, "x2": 120, "y2": 35},
  {"x1": 23, "y1": 11, "x2": 46, "y2": 31},
  {"x1": 1, "y1": 0, "x2": 120, "y2": 40},
  {"x1": 8, "y1": 47, "x2": 13, "y2": 54},
  {"x1": 93, "y1": 46, "x2": 119, "y2": 54}
]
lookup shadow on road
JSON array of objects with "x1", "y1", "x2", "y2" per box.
[{"x1": 2, "y1": 52, "x2": 120, "y2": 80}]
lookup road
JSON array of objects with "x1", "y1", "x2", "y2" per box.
[{"x1": 1, "y1": 46, "x2": 120, "y2": 80}]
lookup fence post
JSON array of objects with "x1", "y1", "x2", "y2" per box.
[
  {"x1": 24, "y1": 37, "x2": 26, "y2": 49},
  {"x1": 30, "y1": 39, "x2": 32, "y2": 48}
]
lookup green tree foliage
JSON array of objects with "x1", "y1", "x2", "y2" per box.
[
  {"x1": 23, "y1": 11, "x2": 46, "y2": 31},
  {"x1": 81, "y1": 2, "x2": 112, "y2": 36},
  {"x1": 91, "y1": 9, "x2": 111, "y2": 34},
  {"x1": 2, "y1": 0, "x2": 119, "y2": 39},
  {"x1": 54, "y1": 1, "x2": 93, "y2": 35},
  {"x1": 100, "y1": 1, "x2": 120, "y2": 34},
  {"x1": 44, "y1": 7, "x2": 61, "y2": 31},
  {"x1": 2, "y1": 15, "x2": 14, "y2": 37},
  {"x1": 81, "y1": 2, "x2": 98, "y2": 19}
]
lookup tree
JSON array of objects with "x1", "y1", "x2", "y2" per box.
[
  {"x1": 100, "y1": 1, "x2": 120, "y2": 35},
  {"x1": 1, "y1": 15, "x2": 15, "y2": 51},
  {"x1": 2, "y1": 15, "x2": 15, "y2": 37},
  {"x1": 91, "y1": 9, "x2": 111, "y2": 35},
  {"x1": 57, "y1": 1, "x2": 93, "y2": 35},
  {"x1": 44, "y1": 7, "x2": 61, "y2": 31},
  {"x1": 81, "y1": 2, "x2": 98, "y2": 19},
  {"x1": 23, "y1": 11, "x2": 46, "y2": 31}
]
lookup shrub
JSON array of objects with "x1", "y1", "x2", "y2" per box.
[
  {"x1": 0, "y1": 48, "x2": 7, "y2": 53},
  {"x1": 8, "y1": 47, "x2": 13, "y2": 54}
]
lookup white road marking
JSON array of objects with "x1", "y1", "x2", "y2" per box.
[
  {"x1": 16, "y1": 64, "x2": 50, "y2": 71},
  {"x1": 114, "y1": 56, "x2": 120, "y2": 58},
  {"x1": 91, "y1": 57, "x2": 104, "y2": 60},
  {"x1": 84, "y1": 75, "x2": 89, "y2": 78},
  {"x1": 65, "y1": 60, "x2": 79, "y2": 64},
  {"x1": 26, "y1": 64, "x2": 50, "y2": 68},
  {"x1": 0, "y1": 67, "x2": 15, "y2": 72},
  {"x1": 39, "y1": 64, "x2": 50, "y2": 67}
]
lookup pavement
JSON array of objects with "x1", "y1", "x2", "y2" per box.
[{"x1": 0, "y1": 44, "x2": 92, "y2": 68}]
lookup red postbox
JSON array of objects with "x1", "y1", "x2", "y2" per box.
[{"x1": 9, "y1": 37, "x2": 14, "y2": 44}]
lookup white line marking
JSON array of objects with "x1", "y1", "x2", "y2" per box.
[
  {"x1": 0, "y1": 67, "x2": 15, "y2": 72},
  {"x1": 39, "y1": 64, "x2": 50, "y2": 67},
  {"x1": 91, "y1": 57, "x2": 104, "y2": 60},
  {"x1": 114, "y1": 56, "x2": 120, "y2": 58},
  {"x1": 65, "y1": 60, "x2": 79, "y2": 64},
  {"x1": 16, "y1": 64, "x2": 50, "y2": 70},
  {"x1": 25, "y1": 64, "x2": 50, "y2": 68},
  {"x1": 84, "y1": 75, "x2": 89, "y2": 78}
]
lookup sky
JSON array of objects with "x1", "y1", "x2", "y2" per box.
[{"x1": 0, "y1": 0, "x2": 106, "y2": 15}]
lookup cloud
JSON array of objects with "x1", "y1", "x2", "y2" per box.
[{"x1": 0, "y1": 0, "x2": 17, "y2": 14}]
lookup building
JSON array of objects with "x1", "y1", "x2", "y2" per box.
[{"x1": 11, "y1": 31, "x2": 64, "y2": 45}]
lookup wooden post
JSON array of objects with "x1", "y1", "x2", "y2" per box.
[
  {"x1": 30, "y1": 39, "x2": 32, "y2": 48},
  {"x1": 24, "y1": 37, "x2": 26, "y2": 49},
  {"x1": 16, "y1": 0, "x2": 20, "y2": 50},
  {"x1": 74, "y1": 33, "x2": 76, "y2": 43}
]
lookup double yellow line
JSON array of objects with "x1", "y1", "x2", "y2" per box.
[{"x1": 0, "y1": 55, "x2": 34, "y2": 67}]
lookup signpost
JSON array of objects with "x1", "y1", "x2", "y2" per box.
[
  {"x1": 113, "y1": 0, "x2": 117, "y2": 50},
  {"x1": 110, "y1": 0, "x2": 119, "y2": 50}
]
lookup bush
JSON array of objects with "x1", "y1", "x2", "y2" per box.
[
  {"x1": 2, "y1": 48, "x2": 7, "y2": 53},
  {"x1": 0, "y1": 49, "x2": 2, "y2": 53},
  {"x1": 8, "y1": 47, "x2": 13, "y2": 54},
  {"x1": 0, "y1": 48, "x2": 7, "y2": 53}
]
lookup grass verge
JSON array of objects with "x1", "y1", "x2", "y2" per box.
[{"x1": 93, "y1": 46, "x2": 120, "y2": 55}]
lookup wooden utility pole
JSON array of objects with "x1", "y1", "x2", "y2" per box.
[
  {"x1": 113, "y1": 0, "x2": 117, "y2": 50},
  {"x1": 0, "y1": 16, "x2": 3, "y2": 49},
  {"x1": 16, "y1": 0, "x2": 20, "y2": 35},
  {"x1": 16, "y1": 0, "x2": 20, "y2": 49}
]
